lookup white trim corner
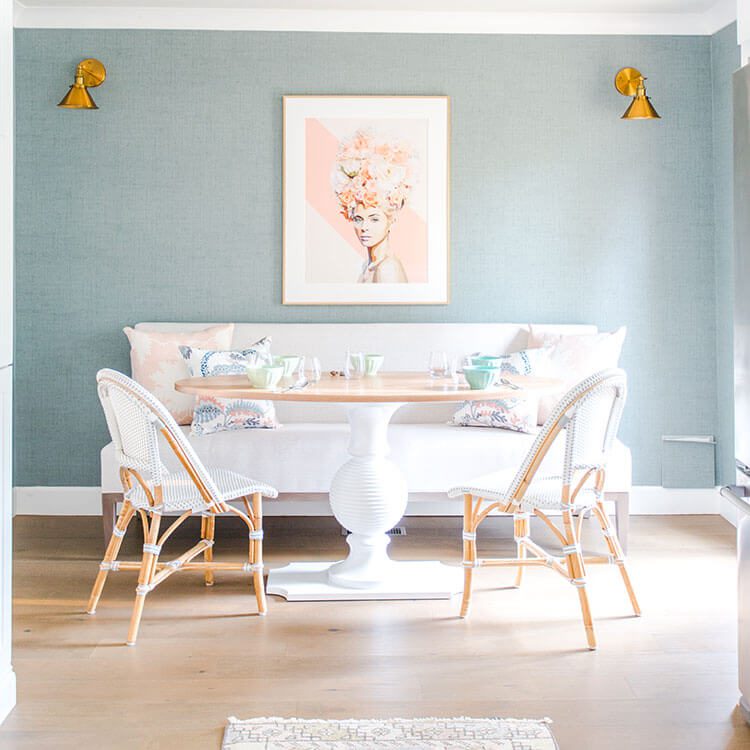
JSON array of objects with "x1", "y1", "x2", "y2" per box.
[{"x1": 0, "y1": 667, "x2": 15, "y2": 725}]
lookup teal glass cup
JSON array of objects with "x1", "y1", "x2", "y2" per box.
[
  {"x1": 463, "y1": 365, "x2": 496, "y2": 390},
  {"x1": 470, "y1": 355, "x2": 503, "y2": 369}
]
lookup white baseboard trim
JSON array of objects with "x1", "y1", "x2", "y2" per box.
[
  {"x1": 13, "y1": 486, "x2": 102, "y2": 516},
  {"x1": 0, "y1": 667, "x2": 16, "y2": 725},
  {"x1": 629, "y1": 486, "x2": 720, "y2": 515},
  {"x1": 14, "y1": 485, "x2": 722, "y2": 517}
]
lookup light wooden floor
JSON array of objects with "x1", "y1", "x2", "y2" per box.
[{"x1": 0, "y1": 514, "x2": 747, "y2": 749}]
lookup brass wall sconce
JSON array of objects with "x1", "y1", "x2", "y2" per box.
[
  {"x1": 614, "y1": 67, "x2": 660, "y2": 120},
  {"x1": 58, "y1": 59, "x2": 106, "y2": 109}
]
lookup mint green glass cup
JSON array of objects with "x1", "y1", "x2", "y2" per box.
[
  {"x1": 247, "y1": 365, "x2": 284, "y2": 389},
  {"x1": 273, "y1": 355, "x2": 301, "y2": 378},
  {"x1": 364, "y1": 354, "x2": 384, "y2": 376},
  {"x1": 463, "y1": 365, "x2": 496, "y2": 390}
]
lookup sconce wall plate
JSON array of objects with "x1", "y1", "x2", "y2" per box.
[
  {"x1": 76, "y1": 59, "x2": 106, "y2": 88},
  {"x1": 615, "y1": 67, "x2": 643, "y2": 97}
]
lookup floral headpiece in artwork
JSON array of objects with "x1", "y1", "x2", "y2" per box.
[{"x1": 331, "y1": 130, "x2": 415, "y2": 222}]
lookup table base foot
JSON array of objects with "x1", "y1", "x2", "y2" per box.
[{"x1": 266, "y1": 561, "x2": 463, "y2": 601}]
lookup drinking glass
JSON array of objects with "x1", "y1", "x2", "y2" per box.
[
  {"x1": 448, "y1": 356, "x2": 462, "y2": 384},
  {"x1": 344, "y1": 351, "x2": 365, "y2": 379},
  {"x1": 428, "y1": 350, "x2": 449, "y2": 379},
  {"x1": 308, "y1": 356, "x2": 322, "y2": 383},
  {"x1": 296, "y1": 356, "x2": 306, "y2": 382}
]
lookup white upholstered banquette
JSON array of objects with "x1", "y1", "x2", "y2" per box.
[{"x1": 100, "y1": 323, "x2": 631, "y2": 542}]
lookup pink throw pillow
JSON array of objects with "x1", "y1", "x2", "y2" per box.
[
  {"x1": 123, "y1": 324, "x2": 235, "y2": 425},
  {"x1": 528, "y1": 326, "x2": 626, "y2": 425}
]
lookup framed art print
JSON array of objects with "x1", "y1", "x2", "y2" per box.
[{"x1": 282, "y1": 96, "x2": 450, "y2": 305}]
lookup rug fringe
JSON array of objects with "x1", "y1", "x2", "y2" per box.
[{"x1": 226, "y1": 716, "x2": 553, "y2": 724}]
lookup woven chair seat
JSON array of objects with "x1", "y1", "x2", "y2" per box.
[
  {"x1": 449, "y1": 468, "x2": 598, "y2": 511},
  {"x1": 125, "y1": 467, "x2": 278, "y2": 512}
]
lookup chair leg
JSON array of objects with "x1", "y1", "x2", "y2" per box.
[
  {"x1": 513, "y1": 512, "x2": 529, "y2": 588},
  {"x1": 101, "y1": 492, "x2": 121, "y2": 550},
  {"x1": 460, "y1": 494, "x2": 477, "y2": 618},
  {"x1": 251, "y1": 493, "x2": 267, "y2": 616},
  {"x1": 126, "y1": 512, "x2": 162, "y2": 646},
  {"x1": 575, "y1": 583, "x2": 596, "y2": 651},
  {"x1": 202, "y1": 514, "x2": 215, "y2": 587},
  {"x1": 593, "y1": 502, "x2": 641, "y2": 616},
  {"x1": 615, "y1": 492, "x2": 629, "y2": 555},
  {"x1": 87, "y1": 502, "x2": 135, "y2": 614},
  {"x1": 562, "y1": 508, "x2": 597, "y2": 650}
]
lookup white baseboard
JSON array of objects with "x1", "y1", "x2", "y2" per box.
[
  {"x1": 629, "y1": 486, "x2": 720, "y2": 515},
  {"x1": 0, "y1": 667, "x2": 15, "y2": 725},
  {"x1": 13, "y1": 485, "x2": 722, "y2": 517},
  {"x1": 13, "y1": 486, "x2": 102, "y2": 516}
]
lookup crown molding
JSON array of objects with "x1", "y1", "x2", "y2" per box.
[{"x1": 12, "y1": 1, "x2": 738, "y2": 36}]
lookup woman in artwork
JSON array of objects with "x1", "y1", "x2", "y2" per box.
[{"x1": 331, "y1": 130, "x2": 415, "y2": 284}]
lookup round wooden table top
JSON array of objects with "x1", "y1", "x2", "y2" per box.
[{"x1": 175, "y1": 371, "x2": 562, "y2": 404}]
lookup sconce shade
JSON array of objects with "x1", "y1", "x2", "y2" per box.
[
  {"x1": 621, "y1": 92, "x2": 660, "y2": 120},
  {"x1": 615, "y1": 67, "x2": 660, "y2": 120},
  {"x1": 58, "y1": 81, "x2": 98, "y2": 109},
  {"x1": 57, "y1": 58, "x2": 106, "y2": 110}
]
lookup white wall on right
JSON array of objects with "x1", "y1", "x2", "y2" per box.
[{"x1": 739, "y1": 0, "x2": 750, "y2": 63}]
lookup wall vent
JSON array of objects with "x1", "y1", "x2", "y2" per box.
[{"x1": 340, "y1": 526, "x2": 406, "y2": 536}]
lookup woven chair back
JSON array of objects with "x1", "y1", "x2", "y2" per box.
[
  {"x1": 96, "y1": 369, "x2": 222, "y2": 505},
  {"x1": 506, "y1": 369, "x2": 627, "y2": 506}
]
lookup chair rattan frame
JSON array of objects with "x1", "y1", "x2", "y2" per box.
[
  {"x1": 450, "y1": 369, "x2": 640, "y2": 650},
  {"x1": 87, "y1": 369, "x2": 278, "y2": 646}
]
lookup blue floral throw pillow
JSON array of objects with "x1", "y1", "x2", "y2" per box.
[
  {"x1": 489, "y1": 348, "x2": 551, "y2": 376},
  {"x1": 179, "y1": 337, "x2": 279, "y2": 435},
  {"x1": 450, "y1": 397, "x2": 537, "y2": 433}
]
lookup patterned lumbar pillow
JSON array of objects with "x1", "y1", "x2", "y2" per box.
[
  {"x1": 449, "y1": 348, "x2": 549, "y2": 432},
  {"x1": 179, "y1": 338, "x2": 278, "y2": 435},
  {"x1": 450, "y1": 396, "x2": 537, "y2": 433}
]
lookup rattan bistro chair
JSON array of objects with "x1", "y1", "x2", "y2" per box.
[
  {"x1": 87, "y1": 369, "x2": 278, "y2": 646},
  {"x1": 449, "y1": 369, "x2": 640, "y2": 650}
]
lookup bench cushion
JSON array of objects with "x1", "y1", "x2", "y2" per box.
[{"x1": 101, "y1": 422, "x2": 631, "y2": 497}]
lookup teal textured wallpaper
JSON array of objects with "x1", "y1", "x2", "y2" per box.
[
  {"x1": 712, "y1": 24, "x2": 741, "y2": 485},
  {"x1": 13, "y1": 29, "x2": 730, "y2": 487}
]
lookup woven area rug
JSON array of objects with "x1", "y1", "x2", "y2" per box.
[{"x1": 222, "y1": 716, "x2": 558, "y2": 749}]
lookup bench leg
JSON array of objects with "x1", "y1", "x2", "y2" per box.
[
  {"x1": 102, "y1": 492, "x2": 122, "y2": 550},
  {"x1": 607, "y1": 492, "x2": 629, "y2": 554}
]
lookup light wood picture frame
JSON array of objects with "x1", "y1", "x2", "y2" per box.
[{"x1": 282, "y1": 95, "x2": 450, "y2": 305}]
